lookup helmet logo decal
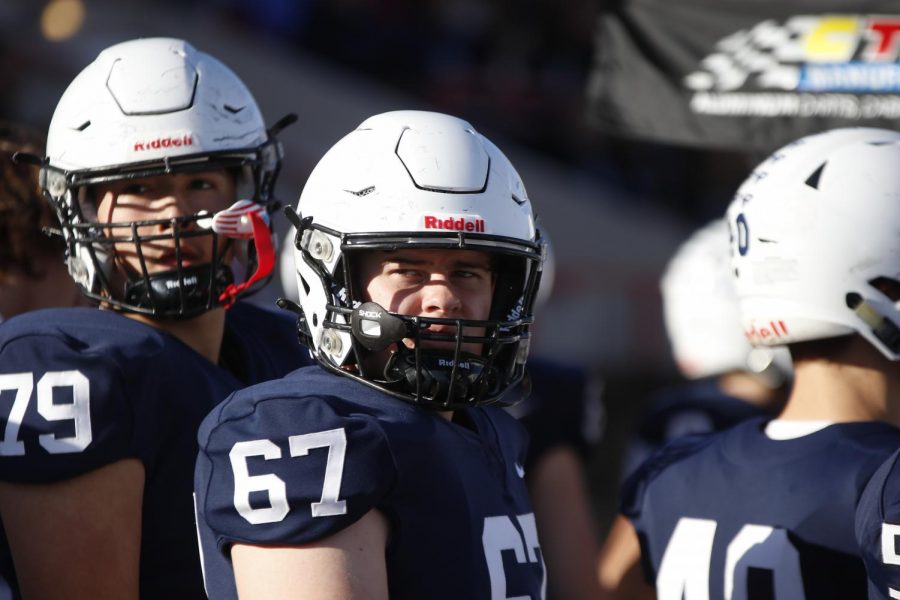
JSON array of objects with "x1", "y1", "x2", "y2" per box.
[
  {"x1": 745, "y1": 320, "x2": 789, "y2": 342},
  {"x1": 165, "y1": 275, "x2": 198, "y2": 289},
  {"x1": 437, "y1": 358, "x2": 472, "y2": 369},
  {"x1": 132, "y1": 133, "x2": 194, "y2": 153},
  {"x1": 423, "y1": 214, "x2": 485, "y2": 232}
]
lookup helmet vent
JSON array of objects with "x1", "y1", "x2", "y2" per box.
[
  {"x1": 804, "y1": 162, "x2": 826, "y2": 189},
  {"x1": 346, "y1": 186, "x2": 375, "y2": 197},
  {"x1": 223, "y1": 104, "x2": 244, "y2": 114},
  {"x1": 75, "y1": 120, "x2": 91, "y2": 132},
  {"x1": 299, "y1": 272, "x2": 311, "y2": 296},
  {"x1": 511, "y1": 193, "x2": 526, "y2": 205}
]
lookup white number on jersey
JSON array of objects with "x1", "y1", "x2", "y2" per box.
[
  {"x1": 657, "y1": 517, "x2": 804, "y2": 599},
  {"x1": 482, "y1": 513, "x2": 546, "y2": 600},
  {"x1": 880, "y1": 523, "x2": 900, "y2": 599},
  {"x1": 657, "y1": 517, "x2": 717, "y2": 600},
  {"x1": 0, "y1": 370, "x2": 92, "y2": 455},
  {"x1": 230, "y1": 428, "x2": 348, "y2": 524}
]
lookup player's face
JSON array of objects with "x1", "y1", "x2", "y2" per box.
[
  {"x1": 93, "y1": 170, "x2": 235, "y2": 276},
  {"x1": 357, "y1": 248, "x2": 495, "y2": 354}
]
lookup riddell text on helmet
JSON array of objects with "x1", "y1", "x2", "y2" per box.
[
  {"x1": 133, "y1": 134, "x2": 194, "y2": 153},
  {"x1": 423, "y1": 216, "x2": 485, "y2": 232},
  {"x1": 745, "y1": 320, "x2": 789, "y2": 342}
]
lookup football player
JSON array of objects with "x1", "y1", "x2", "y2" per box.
[
  {"x1": 194, "y1": 110, "x2": 547, "y2": 599},
  {"x1": 610, "y1": 128, "x2": 900, "y2": 599},
  {"x1": 0, "y1": 121, "x2": 83, "y2": 320},
  {"x1": 0, "y1": 38, "x2": 309, "y2": 598},
  {"x1": 599, "y1": 218, "x2": 791, "y2": 598},
  {"x1": 625, "y1": 218, "x2": 791, "y2": 476}
]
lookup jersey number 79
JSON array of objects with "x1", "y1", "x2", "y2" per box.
[{"x1": 0, "y1": 371, "x2": 92, "y2": 455}]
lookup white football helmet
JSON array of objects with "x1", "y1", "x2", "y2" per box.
[
  {"x1": 38, "y1": 37, "x2": 290, "y2": 318},
  {"x1": 661, "y1": 219, "x2": 791, "y2": 382},
  {"x1": 283, "y1": 110, "x2": 544, "y2": 409},
  {"x1": 726, "y1": 127, "x2": 900, "y2": 360}
]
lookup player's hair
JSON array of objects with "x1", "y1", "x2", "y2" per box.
[{"x1": 0, "y1": 122, "x2": 63, "y2": 279}]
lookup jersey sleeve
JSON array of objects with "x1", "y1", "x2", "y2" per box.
[
  {"x1": 619, "y1": 433, "x2": 714, "y2": 583},
  {"x1": 856, "y1": 448, "x2": 900, "y2": 600},
  {"x1": 0, "y1": 333, "x2": 134, "y2": 482},
  {"x1": 196, "y1": 391, "x2": 397, "y2": 555}
]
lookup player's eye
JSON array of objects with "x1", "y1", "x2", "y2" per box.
[
  {"x1": 121, "y1": 183, "x2": 150, "y2": 195},
  {"x1": 389, "y1": 268, "x2": 426, "y2": 283},
  {"x1": 188, "y1": 178, "x2": 216, "y2": 191},
  {"x1": 453, "y1": 267, "x2": 491, "y2": 281},
  {"x1": 396, "y1": 268, "x2": 423, "y2": 278}
]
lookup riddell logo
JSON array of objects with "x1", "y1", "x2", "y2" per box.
[
  {"x1": 133, "y1": 134, "x2": 194, "y2": 152},
  {"x1": 745, "y1": 320, "x2": 789, "y2": 342},
  {"x1": 165, "y1": 275, "x2": 198, "y2": 289},
  {"x1": 423, "y1": 215, "x2": 485, "y2": 233},
  {"x1": 438, "y1": 358, "x2": 471, "y2": 369}
]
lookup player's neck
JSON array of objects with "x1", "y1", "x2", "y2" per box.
[
  {"x1": 717, "y1": 371, "x2": 785, "y2": 411},
  {"x1": 779, "y1": 343, "x2": 900, "y2": 426},
  {"x1": 127, "y1": 308, "x2": 227, "y2": 364}
]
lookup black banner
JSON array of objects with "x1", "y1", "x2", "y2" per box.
[{"x1": 586, "y1": 1, "x2": 900, "y2": 151}]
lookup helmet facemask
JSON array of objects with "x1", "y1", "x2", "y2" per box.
[
  {"x1": 288, "y1": 213, "x2": 544, "y2": 410},
  {"x1": 41, "y1": 143, "x2": 282, "y2": 319}
]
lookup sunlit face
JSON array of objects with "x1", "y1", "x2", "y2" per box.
[
  {"x1": 92, "y1": 170, "x2": 236, "y2": 277},
  {"x1": 356, "y1": 248, "x2": 496, "y2": 356}
]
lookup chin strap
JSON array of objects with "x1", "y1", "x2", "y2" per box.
[{"x1": 211, "y1": 200, "x2": 275, "y2": 309}]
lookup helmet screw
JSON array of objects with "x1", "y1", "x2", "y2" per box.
[{"x1": 320, "y1": 329, "x2": 342, "y2": 355}]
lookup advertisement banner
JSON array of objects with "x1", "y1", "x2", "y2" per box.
[{"x1": 586, "y1": 0, "x2": 900, "y2": 151}]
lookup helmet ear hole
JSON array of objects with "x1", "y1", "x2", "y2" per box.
[{"x1": 869, "y1": 277, "x2": 900, "y2": 302}]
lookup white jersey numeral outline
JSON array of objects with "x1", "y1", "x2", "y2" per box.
[{"x1": 230, "y1": 428, "x2": 348, "y2": 524}]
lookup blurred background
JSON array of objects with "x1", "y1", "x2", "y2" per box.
[{"x1": 0, "y1": 0, "x2": 757, "y2": 536}]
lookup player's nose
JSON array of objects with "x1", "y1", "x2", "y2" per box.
[{"x1": 421, "y1": 276, "x2": 463, "y2": 316}]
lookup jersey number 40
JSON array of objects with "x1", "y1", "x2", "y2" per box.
[{"x1": 658, "y1": 517, "x2": 804, "y2": 599}]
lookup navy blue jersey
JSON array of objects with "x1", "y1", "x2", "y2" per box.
[
  {"x1": 195, "y1": 365, "x2": 546, "y2": 600},
  {"x1": 624, "y1": 418, "x2": 900, "y2": 599},
  {"x1": 505, "y1": 357, "x2": 605, "y2": 472},
  {"x1": 620, "y1": 379, "x2": 773, "y2": 482},
  {"x1": 856, "y1": 447, "x2": 900, "y2": 599},
  {"x1": 0, "y1": 303, "x2": 310, "y2": 599}
]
